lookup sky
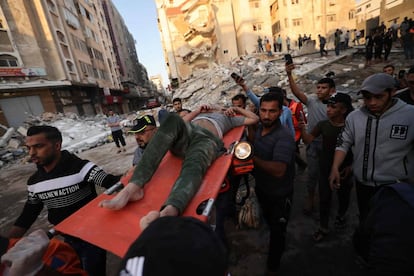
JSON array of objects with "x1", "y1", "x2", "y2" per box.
[{"x1": 111, "y1": 1, "x2": 169, "y2": 86}]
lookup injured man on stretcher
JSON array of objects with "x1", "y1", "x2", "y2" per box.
[{"x1": 99, "y1": 104, "x2": 258, "y2": 220}]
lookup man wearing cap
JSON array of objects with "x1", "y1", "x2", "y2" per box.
[
  {"x1": 300, "y1": 92, "x2": 354, "y2": 241},
  {"x1": 129, "y1": 115, "x2": 157, "y2": 166},
  {"x1": 329, "y1": 73, "x2": 414, "y2": 226},
  {"x1": 99, "y1": 104, "x2": 259, "y2": 218}
]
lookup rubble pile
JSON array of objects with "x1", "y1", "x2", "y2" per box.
[
  {"x1": 173, "y1": 49, "x2": 364, "y2": 111},
  {"x1": 0, "y1": 113, "x2": 114, "y2": 169}
]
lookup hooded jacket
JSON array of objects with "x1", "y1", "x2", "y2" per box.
[{"x1": 336, "y1": 98, "x2": 414, "y2": 186}]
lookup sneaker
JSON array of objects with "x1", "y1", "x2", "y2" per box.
[{"x1": 334, "y1": 215, "x2": 347, "y2": 229}]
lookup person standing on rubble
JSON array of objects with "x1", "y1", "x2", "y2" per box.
[
  {"x1": 106, "y1": 109, "x2": 126, "y2": 153},
  {"x1": 285, "y1": 62, "x2": 336, "y2": 216},
  {"x1": 7, "y1": 125, "x2": 121, "y2": 276}
]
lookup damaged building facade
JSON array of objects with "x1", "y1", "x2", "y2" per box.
[
  {"x1": 0, "y1": 0, "x2": 152, "y2": 128},
  {"x1": 155, "y1": 0, "x2": 357, "y2": 85}
]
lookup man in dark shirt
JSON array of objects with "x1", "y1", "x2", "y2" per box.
[
  {"x1": 250, "y1": 92, "x2": 295, "y2": 275},
  {"x1": 395, "y1": 66, "x2": 414, "y2": 105},
  {"x1": 8, "y1": 125, "x2": 120, "y2": 276}
]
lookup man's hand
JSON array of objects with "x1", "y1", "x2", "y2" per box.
[
  {"x1": 1, "y1": 230, "x2": 49, "y2": 276},
  {"x1": 224, "y1": 106, "x2": 240, "y2": 117},
  {"x1": 285, "y1": 63, "x2": 295, "y2": 75},
  {"x1": 233, "y1": 76, "x2": 248, "y2": 91},
  {"x1": 329, "y1": 168, "x2": 341, "y2": 190},
  {"x1": 198, "y1": 104, "x2": 214, "y2": 113}
]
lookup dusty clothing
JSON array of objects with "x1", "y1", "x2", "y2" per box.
[
  {"x1": 129, "y1": 113, "x2": 245, "y2": 213},
  {"x1": 0, "y1": 236, "x2": 87, "y2": 275},
  {"x1": 336, "y1": 99, "x2": 414, "y2": 186}
]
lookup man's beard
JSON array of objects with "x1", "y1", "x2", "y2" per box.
[
  {"x1": 38, "y1": 153, "x2": 58, "y2": 167},
  {"x1": 261, "y1": 119, "x2": 277, "y2": 128}
]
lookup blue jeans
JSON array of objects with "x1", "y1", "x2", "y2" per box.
[{"x1": 130, "y1": 113, "x2": 224, "y2": 213}]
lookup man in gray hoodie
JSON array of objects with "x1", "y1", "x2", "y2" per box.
[{"x1": 329, "y1": 73, "x2": 414, "y2": 223}]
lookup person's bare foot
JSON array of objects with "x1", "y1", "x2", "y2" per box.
[
  {"x1": 160, "y1": 205, "x2": 179, "y2": 217},
  {"x1": 139, "y1": 211, "x2": 161, "y2": 230},
  {"x1": 99, "y1": 183, "x2": 144, "y2": 210}
]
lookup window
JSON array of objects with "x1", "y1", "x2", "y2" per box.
[
  {"x1": 284, "y1": 18, "x2": 289, "y2": 28},
  {"x1": 63, "y1": 8, "x2": 80, "y2": 29},
  {"x1": 349, "y1": 10, "x2": 355, "y2": 20},
  {"x1": 249, "y1": 0, "x2": 260, "y2": 8},
  {"x1": 93, "y1": 49, "x2": 104, "y2": 61},
  {"x1": 0, "y1": 19, "x2": 3, "y2": 29},
  {"x1": 366, "y1": 4, "x2": 371, "y2": 8},
  {"x1": 292, "y1": 18, "x2": 302, "y2": 26},
  {"x1": 291, "y1": 0, "x2": 299, "y2": 4},
  {"x1": 66, "y1": 61, "x2": 74, "y2": 72},
  {"x1": 56, "y1": 31, "x2": 65, "y2": 43},
  {"x1": 327, "y1": 14, "x2": 336, "y2": 22},
  {"x1": 252, "y1": 23, "x2": 262, "y2": 31},
  {"x1": 357, "y1": 7, "x2": 361, "y2": 12},
  {"x1": 0, "y1": 55, "x2": 18, "y2": 67}
]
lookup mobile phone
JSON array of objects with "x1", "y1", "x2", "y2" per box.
[
  {"x1": 231, "y1": 72, "x2": 240, "y2": 80},
  {"x1": 284, "y1": 54, "x2": 293, "y2": 65}
]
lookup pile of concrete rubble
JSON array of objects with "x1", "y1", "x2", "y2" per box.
[{"x1": 172, "y1": 49, "x2": 364, "y2": 110}]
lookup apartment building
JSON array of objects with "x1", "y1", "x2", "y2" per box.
[
  {"x1": 270, "y1": 0, "x2": 356, "y2": 48},
  {"x1": 0, "y1": 0, "x2": 151, "y2": 127},
  {"x1": 355, "y1": 0, "x2": 414, "y2": 35},
  {"x1": 155, "y1": 0, "x2": 357, "y2": 85}
]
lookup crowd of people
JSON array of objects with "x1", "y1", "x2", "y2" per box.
[{"x1": 1, "y1": 43, "x2": 414, "y2": 276}]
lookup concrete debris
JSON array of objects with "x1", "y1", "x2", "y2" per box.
[{"x1": 173, "y1": 49, "x2": 361, "y2": 110}]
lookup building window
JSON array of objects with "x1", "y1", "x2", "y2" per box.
[
  {"x1": 252, "y1": 23, "x2": 262, "y2": 31},
  {"x1": 284, "y1": 18, "x2": 289, "y2": 28},
  {"x1": 46, "y1": 0, "x2": 57, "y2": 13},
  {"x1": 291, "y1": 0, "x2": 299, "y2": 4},
  {"x1": 56, "y1": 31, "x2": 65, "y2": 43},
  {"x1": 292, "y1": 18, "x2": 302, "y2": 26},
  {"x1": 366, "y1": 3, "x2": 371, "y2": 8},
  {"x1": 357, "y1": 7, "x2": 361, "y2": 13},
  {"x1": 66, "y1": 61, "x2": 74, "y2": 72},
  {"x1": 0, "y1": 19, "x2": 3, "y2": 29},
  {"x1": 248, "y1": 0, "x2": 260, "y2": 9},
  {"x1": 63, "y1": 8, "x2": 80, "y2": 29},
  {"x1": 349, "y1": 10, "x2": 355, "y2": 20},
  {"x1": 0, "y1": 55, "x2": 18, "y2": 67},
  {"x1": 327, "y1": 14, "x2": 336, "y2": 22}
]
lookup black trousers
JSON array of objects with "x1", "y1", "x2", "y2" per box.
[
  {"x1": 256, "y1": 189, "x2": 292, "y2": 272},
  {"x1": 111, "y1": 129, "x2": 126, "y2": 147},
  {"x1": 319, "y1": 167, "x2": 353, "y2": 229}
]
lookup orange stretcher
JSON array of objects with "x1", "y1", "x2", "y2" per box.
[{"x1": 55, "y1": 126, "x2": 245, "y2": 257}]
